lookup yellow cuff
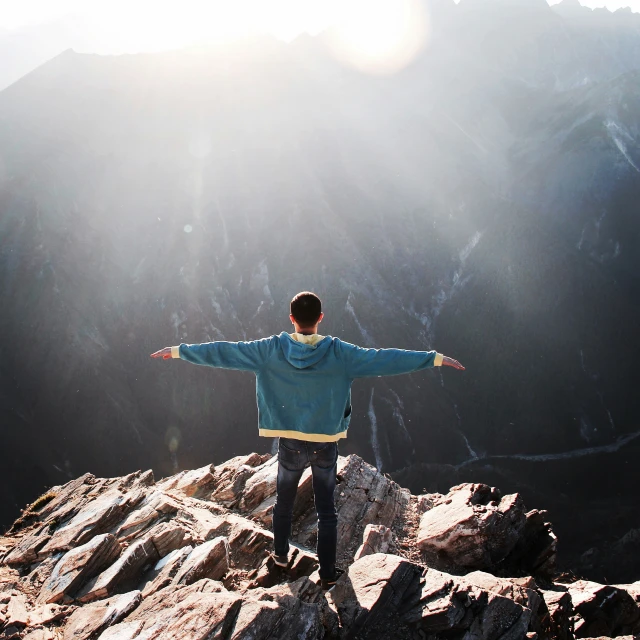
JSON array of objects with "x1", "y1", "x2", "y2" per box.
[
  {"x1": 171, "y1": 346, "x2": 180, "y2": 359},
  {"x1": 435, "y1": 353, "x2": 444, "y2": 367}
]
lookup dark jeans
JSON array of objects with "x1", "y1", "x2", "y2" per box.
[{"x1": 272, "y1": 437, "x2": 338, "y2": 580}]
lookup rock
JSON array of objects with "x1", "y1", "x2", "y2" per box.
[
  {"x1": 38, "y1": 534, "x2": 121, "y2": 604},
  {"x1": 239, "y1": 456, "x2": 279, "y2": 512},
  {"x1": 501, "y1": 509, "x2": 557, "y2": 577},
  {"x1": 405, "y1": 566, "x2": 532, "y2": 639},
  {"x1": 155, "y1": 464, "x2": 216, "y2": 499},
  {"x1": 354, "y1": 524, "x2": 393, "y2": 560},
  {"x1": 330, "y1": 553, "x2": 422, "y2": 638},
  {"x1": 542, "y1": 589, "x2": 573, "y2": 640},
  {"x1": 23, "y1": 630, "x2": 59, "y2": 640},
  {"x1": 144, "y1": 520, "x2": 190, "y2": 557},
  {"x1": 75, "y1": 538, "x2": 159, "y2": 602},
  {"x1": 63, "y1": 591, "x2": 141, "y2": 640},
  {"x1": 139, "y1": 545, "x2": 193, "y2": 597},
  {"x1": 462, "y1": 571, "x2": 547, "y2": 635},
  {"x1": 5, "y1": 593, "x2": 30, "y2": 628},
  {"x1": 417, "y1": 483, "x2": 527, "y2": 572},
  {"x1": 27, "y1": 602, "x2": 70, "y2": 626},
  {"x1": 114, "y1": 492, "x2": 179, "y2": 542},
  {"x1": 567, "y1": 579, "x2": 640, "y2": 638},
  {"x1": 172, "y1": 537, "x2": 230, "y2": 585},
  {"x1": 39, "y1": 489, "x2": 146, "y2": 557},
  {"x1": 112, "y1": 580, "x2": 240, "y2": 639}
]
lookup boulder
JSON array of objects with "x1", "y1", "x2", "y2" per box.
[
  {"x1": 417, "y1": 483, "x2": 528, "y2": 573},
  {"x1": 405, "y1": 566, "x2": 532, "y2": 639},
  {"x1": 567, "y1": 579, "x2": 640, "y2": 638},
  {"x1": 330, "y1": 553, "x2": 422, "y2": 639}
]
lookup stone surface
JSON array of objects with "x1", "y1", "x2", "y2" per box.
[
  {"x1": 354, "y1": 524, "x2": 393, "y2": 561},
  {"x1": 0, "y1": 454, "x2": 635, "y2": 640},
  {"x1": 156, "y1": 464, "x2": 216, "y2": 499},
  {"x1": 417, "y1": 483, "x2": 528, "y2": 572},
  {"x1": 76, "y1": 538, "x2": 159, "y2": 602},
  {"x1": 567, "y1": 579, "x2": 640, "y2": 638},
  {"x1": 542, "y1": 589, "x2": 573, "y2": 640},
  {"x1": 172, "y1": 537, "x2": 229, "y2": 585},
  {"x1": 38, "y1": 534, "x2": 121, "y2": 604},
  {"x1": 62, "y1": 591, "x2": 141, "y2": 640},
  {"x1": 330, "y1": 553, "x2": 422, "y2": 638}
]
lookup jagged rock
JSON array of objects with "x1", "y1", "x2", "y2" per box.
[
  {"x1": 114, "y1": 491, "x2": 179, "y2": 542},
  {"x1": 156, "y1": 464, "x2": 216, "y2": 499},
  {"x1": 143, "y1": 520, "x2": 190, "y2": 557},
  {"x1": 210, "y1": 453, "x2": 269, "y2": 507},
  {"x1": 76, "y1": 538, "x2": 159, "y2": 602},
  {"x1": 502, "y1": 509, "x2": 557, "y2": 576},
  {"x1": 63, "y1": 591, "x2": 141, "y2": 640},
  {"x1": 2, "y1": 453, "x2": 635, "y2": 640},
  {"x1": 5, "y1": 593, "x2": 30, "y2": 628},
  {"x1": 567, "y1": 579, "x2": 640, "y2": 638},
  {"x1": 38, "y1": 489, "x2": 146, "y2": 557},
  {"x1": 172, "y1": 537, "x2": 230, "y2": 585},
  {"x1": 330, "y1": 553, "x2": 422, "y2": 639},
  {"x1": 26, "y1": 602, "x2": 70, "y2": 626},
  {"x1": 253, "y1": 546, "x2": 319, "y2": 588},
  {"x1": 107, "y1": 579, "x2": 239, "y2": 639},
  {"x1": 417, "y1": 483, "x2": 527, "y2": 572},
  {"x1": 38, "y1": 534, "x2": 121, "y2": 604},
  {"x1": 354, "y1": 524, "x2": 393, "y2": 560},
  {"x1": 405, "y1": 565, "x2": 532, "y2": 639},
  {"x1": 542, "y1": 589, "x2": 573, "y2": 640}
]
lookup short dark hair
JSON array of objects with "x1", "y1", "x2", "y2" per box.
[{"x1": 290, "y1": 291, "x2": 322, "y2": 328}]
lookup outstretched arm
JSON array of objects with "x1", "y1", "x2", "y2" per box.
[
  {"x1": 150, "y1": 338, "x2": 273, "y2": 372},
  {"x1": 340, "y1": 341, "x2": 464, "y2": 378}
]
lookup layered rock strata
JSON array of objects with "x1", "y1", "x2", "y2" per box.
[{"x1": 0, "y1": 453, "x2": 638, "y2": 639}]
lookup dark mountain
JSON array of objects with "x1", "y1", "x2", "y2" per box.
[{"x1": 1, "y1": 0, "x2": 639, "y2": 581}]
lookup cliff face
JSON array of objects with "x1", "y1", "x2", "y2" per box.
[
  {"x1": 1, "y1": 454, "x2": 638, "y2": 639},
  {"x1": 2, "y1": 1, "x2": 640, "y2": 580}
]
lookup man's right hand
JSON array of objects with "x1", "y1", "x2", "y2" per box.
[
  {"x1": 442, "y1": 356, "x2": 465, "y2": 370},
  {"x1": 150, "y1": 347, "x2": 173, "y2": 360}
]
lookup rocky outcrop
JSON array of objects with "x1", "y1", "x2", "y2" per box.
[
  {"x1": 417, "y1": 483, "x2": 557, "y2": 576},
  {"x1": 0, "y1": 453, "x2": 638, "y2": 639}
]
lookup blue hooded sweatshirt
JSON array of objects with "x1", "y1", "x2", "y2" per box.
[{"x1": 171, "y1": 332, "x2": 443, "y2": 442}]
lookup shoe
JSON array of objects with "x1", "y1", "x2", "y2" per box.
[
  {"x1": 320, "y1": 568, "x2": 344, "y2": 591},
  {"x1": 271, "y1": 553, "x2": 289, "y2": 568}
]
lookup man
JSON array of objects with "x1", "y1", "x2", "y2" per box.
[{"x1": 151, "y1": 291, "x2": 464, "y2": 589}]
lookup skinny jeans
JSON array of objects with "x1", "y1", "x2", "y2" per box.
[{"x1": 272, "y1": 437, "x2": 338, "y2": 580}]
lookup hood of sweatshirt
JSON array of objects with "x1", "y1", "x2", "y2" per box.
[{"x1": 278, "y1": 332, "x2": 333, "y2": 369}]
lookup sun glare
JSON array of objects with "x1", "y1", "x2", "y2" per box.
[{"x1": 328, "y1": 0, "x2": 430, "y2": 74}]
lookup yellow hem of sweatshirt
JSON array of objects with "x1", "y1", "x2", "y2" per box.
[
  {"x1": 290, "y1": 332, "x2": 325, "y2": 346},
  {"x1": 171, "y1": 346, "x2": 180, "y2": 359},
  {"x1": 259, "y1": 429, "x2": 347, "y2": 442},
  {"x1": 435, "y1": 353, "x2": 444, "y2": 366}
]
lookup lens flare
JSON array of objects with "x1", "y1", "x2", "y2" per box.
[{"x1": 327, "y1": 0, "x2": 430, "y2": 74}]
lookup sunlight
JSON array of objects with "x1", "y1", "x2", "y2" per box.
[{"x1": 327, "y1": 0, "x2": 430, "y2": 74}]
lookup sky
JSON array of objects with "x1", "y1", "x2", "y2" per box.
[
  {"x1": 0, "y1": 0, "x2": 638, "y2": 89},
  {"x1": 1, "y1": 0, "x2": 639, "y2": 49}
]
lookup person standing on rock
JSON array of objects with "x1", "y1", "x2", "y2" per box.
[{"x1": 151, "y1": 291, "x2": 464, "y2": 589}]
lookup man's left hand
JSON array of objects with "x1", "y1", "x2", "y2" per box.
[
  {"x1": 442, "y1": 356, "x2": 465, "y2": 370},
  {"x1": 150, "y1": 347, "x2": 173, "y2": 359}
]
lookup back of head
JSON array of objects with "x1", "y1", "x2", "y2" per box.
[{"x1": 290, "y1": 291, "x2": 322, "y2": 329}]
